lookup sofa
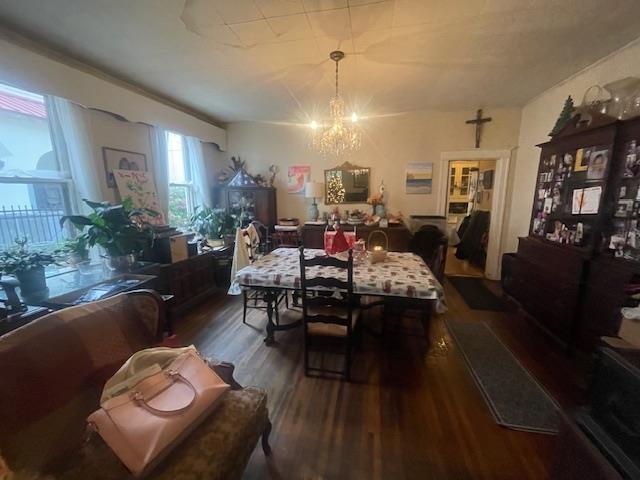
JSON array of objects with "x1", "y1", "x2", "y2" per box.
[{"x1": 0, "y1": 290, "x2": 271, "y2": 479}]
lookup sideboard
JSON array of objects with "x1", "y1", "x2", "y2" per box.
[{"x1": 300, "y1": 223, "x2": 411, "y2": 252}]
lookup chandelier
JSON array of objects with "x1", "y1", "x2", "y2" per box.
[{"x1": 309, "y1": 51, "x2": 362, "y2": 157}]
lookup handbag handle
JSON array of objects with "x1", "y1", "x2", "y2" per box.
[{"x1": 130, "y1": 370, "x2": 198, "y2": 416}]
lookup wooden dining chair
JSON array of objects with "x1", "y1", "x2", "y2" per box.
[{"x1": 299, "y1": 247, "x2": 360, "y2": 381}]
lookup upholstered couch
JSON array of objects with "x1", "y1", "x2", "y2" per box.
[{"x1": 0, "y1": 290, "x2": 271, "y2": 479}]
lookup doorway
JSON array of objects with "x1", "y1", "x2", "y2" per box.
[{"x1": 444, "y1": 158, "x2": 498, "y2": 278}]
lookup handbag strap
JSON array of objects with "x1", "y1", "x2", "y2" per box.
[{"x1": 130, "y1": 370, "x2": 198, "y2": 416}]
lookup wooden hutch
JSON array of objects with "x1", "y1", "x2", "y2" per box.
[{"x1": 509, "y1": 113, "x2": 640, "y2": 350}]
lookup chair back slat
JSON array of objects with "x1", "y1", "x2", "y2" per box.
[
  {"x1": 303, "y1": 277, "x2": 350, "y2": 290},
  {"x1": 299, "y1": 247, "x2": 354, "y2": 328},
  {"x1": 302, "y1": 255, "x2": 349, "y2": 269},
  {"x1": 305, "y1": 295, "x2": 348, "y2": 308}
]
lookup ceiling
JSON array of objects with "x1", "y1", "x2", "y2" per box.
[{"x1": 1, "y1": 0, "x2": 640, "y2": 124}]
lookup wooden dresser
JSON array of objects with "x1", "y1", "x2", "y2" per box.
[
  {"x1": 301, "y1": 223, "x2": 411, "y2": 252},
  {"x1": 510, "y1": 237, "x2": 591, "y2": 344}
]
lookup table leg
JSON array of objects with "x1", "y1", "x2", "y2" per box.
[
  {"x1": 261, "y1": 288, "x2": 303, "y2": 346},
  {"x1": 420, "y1": 300, "x2": 432, "y2": 344},
  {"x1": 264, "y1": 290, "x2": 276, "y2": 346}
]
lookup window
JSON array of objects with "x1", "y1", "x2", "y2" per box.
[
  {"x1": 0, "y1": 83, "x2": 71, "y2": 248},
  {"x1": 167, "y1": 131, "x2": 195, "y2": 229}
]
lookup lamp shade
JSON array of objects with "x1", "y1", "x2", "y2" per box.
[{"x1": 305, "y1": 181, "x2": 324, "y2": 199}]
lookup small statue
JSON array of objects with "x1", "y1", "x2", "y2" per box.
[
  {"x1": 268, "y1": 165, "x2": 278, "y2": 187},
  {"x1": 228, "y1": 156, "x2": 246, "y2": 175}
]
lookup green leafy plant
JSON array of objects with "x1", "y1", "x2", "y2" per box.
[
  {"x1": 0, "y1": 238, "x2": 59, "y2": 275},
  {"x1": 60, "y1": 198, "x2": 156, "y2": 257},
  {"x1": 60, "y1": 234, "x2": 90, "y2": 262},
  {"x1": 189, "y1": 206, "x2": 236, "y2": 239}
]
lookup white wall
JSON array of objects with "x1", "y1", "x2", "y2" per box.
[
  {"x1": 226, "y1": 108, "x2": 521, "y2": 221},
  {"x1": 507, "y1": 37, "x2": 640, "y2": 252}
]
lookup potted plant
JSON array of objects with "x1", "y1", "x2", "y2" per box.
[
  {"x1": 61, "y1": 198, "x2": 156, "y2": 271},
  {"x1": 189, "y1": 206, "x2": 237, "y2": 246},
  {"x1": 60, "y1": 234, "x2": 90, "y2": 265},
  {"x1": 0, "y1": 238, "x2": 58, "y2": 298}
]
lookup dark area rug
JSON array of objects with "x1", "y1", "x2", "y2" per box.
[
  {"x1": 447, "y1": 276, "x2": 505, "y2": 311},
  {"x1": 445, "y1": 319, "x2": 560, "y2": 434}
]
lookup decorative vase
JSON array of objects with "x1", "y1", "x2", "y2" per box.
[
  {"x1": 105, "y1": 253, "x2": 137, "y2": 272},
  {"x1": 375, "y1": 204, "x2": 386, "y2": 217},
  {"x1": 307, "y1": 201, "x2": 319, "y2": 222},
  {"x1": 16, "y1": 266, "x2": 48, "y2": 300}
]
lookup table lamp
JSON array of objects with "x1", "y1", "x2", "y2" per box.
[{"x1": 305, "y1": 181, "x2": 324, "y2": 222}]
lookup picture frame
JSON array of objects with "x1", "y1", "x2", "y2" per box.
[{"x1": 102, "y1": 147, "x2": 148, "y2": 189}]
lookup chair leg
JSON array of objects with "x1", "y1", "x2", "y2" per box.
[
  {"x1": 344, "y1": 337, "x2": 351, "y2": 382},
  {"x1": 261, "y1": 420, "x2": 273, "y2": 456},
  {"x1": 304, "y1": 330, "x2": 310, "y2": 377},
  {"x1": 242, "y1": 291, "x2": 248, "y2": 325}
]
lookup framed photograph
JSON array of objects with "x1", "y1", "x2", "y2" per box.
[
  {"x1": 574, "y1": 148, "x2": 589, "y2": 172},
  {"x1": 102, "y1": 147, "x2": 148, "y2": 189},
  {"x1": 482, "y1": 169, "x2": 494, "y2": 189},
  {"x1": 405, "y1": 163, "x2": 433, "y2": 194},
  {"x1": 615, "y1": 199, "x2": 634, "y2": 218},
  {"x1": 586, "y1": 148, "x2": 609, "y2": 180}
]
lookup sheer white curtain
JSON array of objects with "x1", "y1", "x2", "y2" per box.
[
  {"x1": 184, "y1": 135, "x2": 211, "y2": 207},
  {"x1": 149, "y1": 126, "x2": 170, "y2": 219},
  {"x1": 45, "y1": 96, "x2": 102, "y2": 213}
]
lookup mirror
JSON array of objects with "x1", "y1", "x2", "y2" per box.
[{"x1": 324, "y1": 162, "x2": 370, "y2": 204}]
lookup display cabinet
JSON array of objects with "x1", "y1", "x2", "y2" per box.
[{"x1": 213, "y1": 185, "x2": 277, "y2": 228}]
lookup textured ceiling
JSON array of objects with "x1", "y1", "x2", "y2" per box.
[{"x1": 1, "y1": 0, "x2": 640, "y2": 124}]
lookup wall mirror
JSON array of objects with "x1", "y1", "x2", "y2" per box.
[{"x1": 324, "y1": 162, "x2": 370, "y2": 204}]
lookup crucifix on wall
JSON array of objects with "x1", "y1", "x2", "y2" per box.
[{"x1": 466, "y1": 109, "x2": 492, "y2": 148}]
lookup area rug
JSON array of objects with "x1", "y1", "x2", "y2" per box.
[
  {"x1": 447, "y1": 276, "x2": 505, "y2": 311},
  {"x1": 445, "y1": 319, "x2": 560, "y2": 434}
]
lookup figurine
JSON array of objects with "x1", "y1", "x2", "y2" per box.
[{"x1": 268, "y1": 165, "x2": 278, "y2": 187}]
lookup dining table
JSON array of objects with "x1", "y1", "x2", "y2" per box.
[{"x1": 233, "y1": 247, "x2": 447, "y2": 344}]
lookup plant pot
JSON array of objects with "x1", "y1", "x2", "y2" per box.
[
  {"x1": 16, "y1": 266, "x2": 48, "y2": 300},
  {"x1": 105, "y1": 253, "x2": 137, "y2": 272},
  {"x1": 68, "y1": 252, "x2": 89, "y2": 265}
]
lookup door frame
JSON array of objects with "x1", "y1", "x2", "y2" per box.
[{"x1": 437, "y1": 149, "x2": 515, "y2": 280}]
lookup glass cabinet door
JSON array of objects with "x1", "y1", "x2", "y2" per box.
[{"x1": 228, "y1": 190, "x2": 256, "y2": 226}]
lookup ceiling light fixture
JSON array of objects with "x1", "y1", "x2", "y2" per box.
[{"x1": 309, "y1": 51, "x2": 362, "y2": 157}]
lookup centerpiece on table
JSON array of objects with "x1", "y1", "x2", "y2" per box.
[
  {"x1": 61, "y1": 198, "x2": 156, "y2": 272},
  {"x1": 0, "y1": 237, "x2": 59, "y2": 300}
]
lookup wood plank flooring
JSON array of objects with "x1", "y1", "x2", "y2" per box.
[{"x1": 175, "y1": 279, "x2": 587, "y2": 480}]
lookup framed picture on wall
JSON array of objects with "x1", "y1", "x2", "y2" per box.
[
  {"x1": 102, "y1": 147, "x2": 148, "y2": 188},
  {"x1": 405, "y1": 162, "x2": 433, "y2": 194}
]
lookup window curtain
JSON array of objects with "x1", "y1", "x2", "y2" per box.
[
  {"x1": 149, "y1": 126, "x2": 170, "y2": 220},
  {"x1": 45, "y1": 96, "x2": 102, "y2": 214},
  {"x1": 184, "y1": 135, "x2": 211, "y2": 208}
]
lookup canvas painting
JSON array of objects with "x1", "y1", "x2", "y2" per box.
[
  {"x1": 287, "y1": 165, "x2": 311, "y2": 193},
  {"x1": 405, "y1": 163, "x2": 433, "y2": 194},
  {"x1": 113, "y1": 169, "x2": 166, "y2": 225},
  {"x1": 103, "y1": 147, "x2": 147, "y2": 188}
]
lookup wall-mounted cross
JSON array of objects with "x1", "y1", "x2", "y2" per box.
[{"x1": 466, "y1": 109, "x2": 492, "y2": 148}]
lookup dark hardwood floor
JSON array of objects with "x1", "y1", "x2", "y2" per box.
[{"x1": 175, "y1": 278, "x2": 587, "y2": 480}]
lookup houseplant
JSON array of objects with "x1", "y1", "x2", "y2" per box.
[
  {"x1": 60, "y1": 234, "x2": 90, "y2": 265},
  {"x1": 189, "y1": 206, "x2": 236, "y2": 245},
  {"x1": 0, "y1": 238, "x2": 58, "y2": 297},
  {"x1": 61, "y1": 198, "x2": 156, "y2": 271}
]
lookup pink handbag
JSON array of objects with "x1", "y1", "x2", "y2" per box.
[{"x1": 87, "y1": 351, "x2": 230, "y2": 477}]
